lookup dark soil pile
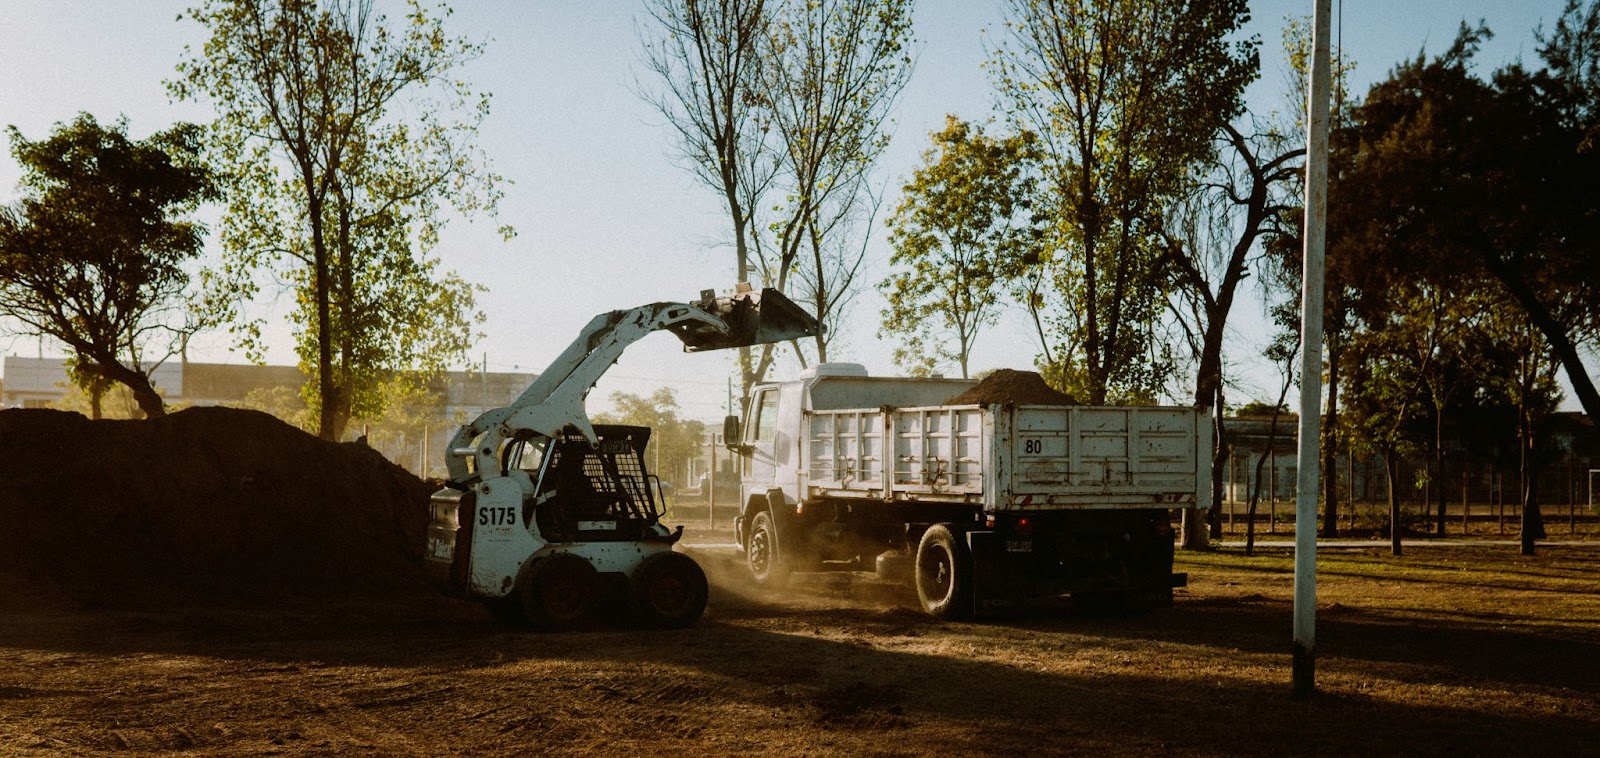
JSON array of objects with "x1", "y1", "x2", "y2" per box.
[
  {"x1": 944, "y1": 369, "x2": 1082, "y2": 405},
  {"x1": 0, "y1": 407, "x2": 434, "y2": 607}
]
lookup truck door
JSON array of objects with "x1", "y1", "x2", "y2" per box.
[{"x1": 741, "y1": 388, "x2": 781, "y2": 496}]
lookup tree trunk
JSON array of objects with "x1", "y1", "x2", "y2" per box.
[
  {"x1": 1491, "y1": 261, "x2": 1600, "y2": 435},
  {"x1": 1181, "y1": 390, "x2": 1223, "y2": 550},
  {"x1": 310, "y1": 193, "x2": 338, "y2": 441},
  {"x1": 1244, "y1": 412, "x2": 1283, "y2": 558},
  {"x1": 1386, "y1": 451, "x2": 1402, "y2": 556},
  {"x1": 1520, "y1": 431, "x2": 1547, "y2": 556},
  {"x1": 1321, "y1": 343, "x2": 1341, "y2": 537},
  {"x1": 1434, "y1": 411, "x2": 1446, "y2": 537},
  {"x1": 89, "y1": 357, "x2": 165, "y2": 420}
]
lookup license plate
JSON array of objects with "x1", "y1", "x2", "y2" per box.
[{"x1": 1005, "y1": 539, "x2": 1032, "y2": 552}]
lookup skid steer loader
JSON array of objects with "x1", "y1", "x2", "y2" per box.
[{"x1": 424, "y1": 284, "x2": 818, "y2": 629}]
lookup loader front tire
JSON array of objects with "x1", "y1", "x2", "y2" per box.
[
  {"x1": 520, "y1": 553, "x2": 598, "y2": 631},
  {"x1": 630, "y1": 550, "x2": 708, "y2": 629}
]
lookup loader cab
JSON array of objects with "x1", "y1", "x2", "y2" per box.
[
  {"x1": 527, "y1": 425, "x2": 667, "y2": 542},
  {"x1": 505, "y1": 434, "x2": 550, "y2": 474}
]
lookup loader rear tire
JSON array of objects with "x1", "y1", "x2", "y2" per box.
[
  {"x1": 520, "y1": 553, "x2": 598, "y2": 631},
  {"x1": 631, "y1": 550, "x2": 708, "y2": 629},
  {"x1": 915, "y1": 524, "x2": 972, "y2": 620}
]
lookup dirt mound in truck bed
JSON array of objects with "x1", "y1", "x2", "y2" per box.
[
  {"x1": 944, "y1": 369, "x2": 1081, "y2": 405},
  {"x1": 0, "y1": 407, "x2": 433, "y2": 607}
]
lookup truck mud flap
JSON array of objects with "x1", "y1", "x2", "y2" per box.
[{"x1": 967, "y1": 530, "x2": 1021, "y2": 616}]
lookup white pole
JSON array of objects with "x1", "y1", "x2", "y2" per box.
[{"x1": 1295, "y1": 0, "x2": 1334, "y2": 698}]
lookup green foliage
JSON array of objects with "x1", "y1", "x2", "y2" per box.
[
  {"x1": 992, "y1": 0, "x2": 1257, "y2": 403},
  {"x1": 881, "y1": 117, "x2": 1041, "y2": 379},
  {"x1": 171, "y1": 0, "x2": 506, "y2": 440},
  {"x1": 1334, "y1": 12, "x2": 1600, "y2": 427},
  {"x1": 0, "y1": 114, "x2": 217, "y2": 419},
  {"x1": 592, "y1": 388, "x2": 708, "y2": 490},
  {"x1": 1234, "y1": 401, "x2": 1290, "y2": 418},
  {"x1": 236, "y1": 385, "x2": 313, "y2": 430}
]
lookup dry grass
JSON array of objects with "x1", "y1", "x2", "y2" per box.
[{"x1": 1, "y1": 543, "x2": 1596, "y2": 756}]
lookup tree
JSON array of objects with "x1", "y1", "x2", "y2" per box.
[
  {"x1": 1341, "y1": 325, "x2": 1429, "y2": 555},
  {"x1": 757, "y1": 0, "x2": 914, "y2": 366},
  {"x1": 881, "y1": 117, "x2": 1041, "y2": 378},
  {"x1": 172, "y1": 0, "x2": 506, "y2": 441},
  {"x1": 0, "y1": 114, "x2": 216, "y2": 419},
  {"x1": 1243, "y1": 333, "x2": 1297, "y2": 557},
  {"x1": 1474, "y1": 313, "x2": 1561, "y2": 555},
  {"x1": 593, "y1": 388, "x2": 708, "y2": 492},
  {"x1": 640, "y1": 0, "x2": 777, "y2": 398},
  {"x1": 1161, "y1": 121, "x2": 1303, "y2": 546},
  {"x1": 992, "y1": 0, "x2": 1257, "y2": 404},
  {"x1": 642, "y1": 0, "x2": 913, "y2": 385},
  {"x1": 1348, "y1": 16, "x2": 1600, "y2": 431}
]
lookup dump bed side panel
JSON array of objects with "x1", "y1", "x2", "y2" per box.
[
  {"x1": 805, "y1": 408, "x2": 888, "y2": 498},
  {"x1": 1000, "y1": 406, "x2": 1203, "y2": 509},
  {"x1": 802, "y1": 403, "x2": 1207, "y2": 510}
]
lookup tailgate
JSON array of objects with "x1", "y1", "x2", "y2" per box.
[{"x1": 1000, "y1": 405, "x2": 1208, "y2": 509}]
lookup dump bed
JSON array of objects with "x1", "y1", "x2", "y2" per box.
[{"x1": 803, "y1": 404, "x2": 1210, "y2": 511}]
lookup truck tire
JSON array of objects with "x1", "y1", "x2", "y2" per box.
[
  {"x1": 520, "y1": 553, "x2": 598, "y2": 631},
  {"x1": 631, "y1": 551, "x2": 709, "y2": 629},
  {"x1": 916, "y1": 524, "x2": 972, "y2": 619},
  {"x1": 746, "y1": 510, "x2": 791, "y2": 589}
]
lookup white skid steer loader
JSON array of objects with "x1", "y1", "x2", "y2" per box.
[{"x1": 424, "y1": 284, "x2": 819, "y2": 629}]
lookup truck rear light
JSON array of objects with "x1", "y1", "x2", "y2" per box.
[
  {"x1": 1016, "y1": 517, "x2": 1033, "y2": 536},
  {"x1": 1153, "y1": 521, "x2": 1173, "y2": 537}
]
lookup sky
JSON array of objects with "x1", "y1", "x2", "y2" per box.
[{"x1": 0, "y1": 0, "x2": 1582, "y2": 423}]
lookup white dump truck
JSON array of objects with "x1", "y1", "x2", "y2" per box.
[{"x1": 725, "y1": 363, "x2": 1211, "y2": 617}]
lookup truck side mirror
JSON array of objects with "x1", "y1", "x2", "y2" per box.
[{"x1": 723, "y1": 414, "x2": 743, "y2": 451}]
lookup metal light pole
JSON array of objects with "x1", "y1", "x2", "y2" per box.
[{"x1": 1294, "y1": 0, "x2": 1334, "y2": 698}]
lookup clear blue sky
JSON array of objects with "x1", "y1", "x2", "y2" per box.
[{"x1": 0, "y1": 1, "x2": 1579, "y2": 420}]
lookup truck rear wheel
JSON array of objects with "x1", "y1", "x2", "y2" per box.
[
  {"x1": 916, "y1": 524, "x2": 972, "y2": 619},
  {"x1": 746, "y1": 510, "x2": 790, "y2": 589},
  {"x1": 631, "y1": 551, "x2": 709, "y2": 629},
  {"x1": 520, "y1": 553, "x2": 598, "y2": 631}
]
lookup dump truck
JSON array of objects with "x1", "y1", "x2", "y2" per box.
[
  {"x1": 424, "y1": 285, "x2": 820, "y2": 629},
  {"x1": 726, "y1": 363, "x2": 1211, "y2": 617}
]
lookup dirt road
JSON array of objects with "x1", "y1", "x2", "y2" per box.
[{"x1": 3, "y1": 544, "x2": 1597, "y2": 756}]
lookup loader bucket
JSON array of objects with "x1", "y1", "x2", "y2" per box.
[{"x1": 672, "y1": 286, "x2": 822, "y2": 352}]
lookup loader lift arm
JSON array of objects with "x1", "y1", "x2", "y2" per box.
[{"x1": 444, "y1": 285, "x2": 817, "y2": 487}]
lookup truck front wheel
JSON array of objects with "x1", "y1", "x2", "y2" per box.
[
  {"x1": 746, "y1": 510, "x2": 790, "y2": 589},
  {"x1": 915, "y1": 524, "x2": 972, "y2": 619}
]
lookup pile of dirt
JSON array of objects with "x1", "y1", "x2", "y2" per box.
[
  {"x1": 944, "y1": 369, "x2": 1081, "y2": 405},
  {"x1": 0, "y1": 407, "x2": 434, "y2": 607}
]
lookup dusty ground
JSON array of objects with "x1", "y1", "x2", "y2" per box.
[{"x1": 2, "y1": 542, "x2": 1596, "y2": 757}]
